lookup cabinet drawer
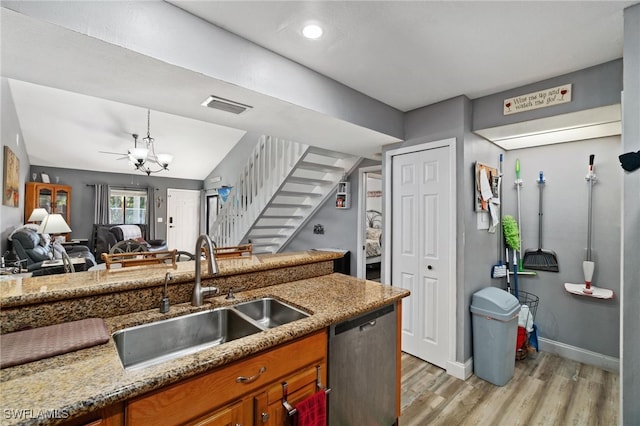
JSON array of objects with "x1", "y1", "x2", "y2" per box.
[{"x1": 127, "y1": 330, "x2": 327, "y2": 425}]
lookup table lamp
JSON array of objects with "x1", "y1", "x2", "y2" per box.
[
  {"x1": 27, "y1": 208, "x2": 49, "y2": 223},
  {"x1": 38, "y1": 214, "x2": 71, "y2": 242}
]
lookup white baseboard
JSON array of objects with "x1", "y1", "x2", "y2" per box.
[
  {"x1": 447, "y1": 358, "x2": 473, "y2": 380},
  {"x1": 538, "y1": 337, "x2": 619, "y2": 372}
]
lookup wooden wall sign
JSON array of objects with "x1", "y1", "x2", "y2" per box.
[{"x1": 503, "y1": 84, "x2": 572, "y2": 115}]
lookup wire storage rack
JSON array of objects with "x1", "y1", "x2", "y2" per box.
[{"x1": 516, "y1": 290, "x2": 539, "y2": 360}]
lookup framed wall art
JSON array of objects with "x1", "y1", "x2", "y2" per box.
[{"x1": 3, "y1": 146, "x2": 20, "y2": 207}]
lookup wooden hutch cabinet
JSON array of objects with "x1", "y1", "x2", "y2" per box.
[{"x1": 24, "y1": 182, "x2": 72, "y2": 224}]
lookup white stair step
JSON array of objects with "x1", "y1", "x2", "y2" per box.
[
  {"x1": 252, "y1": 225, "x2": 296, "y2": 229},
  {"x1": 261, "y1": 215, "x2": 305, "y2": 219},
  {"x1": 287, "y1": 176, "x2": 333, "y2": 186},
  {"x1": 297, "y1": 161, "x2": 345, "y2": 173},
  {"x1": 278, "y1": 190, "x2": 323, "y2": 198},
  {"x1": 247, "y1": 234, "x2": 288, "y2": 239},
  {"x1": 270, "y1": 203, "x2": 313, "y2": 209}
]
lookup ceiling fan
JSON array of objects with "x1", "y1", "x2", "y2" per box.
[{"x1": 98, "y1": 110, "x2": 174, "y2": 175}]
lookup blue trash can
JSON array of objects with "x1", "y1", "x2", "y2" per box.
[{"x1": 470, "y1": 287, "x2": 520, "y2": 386}]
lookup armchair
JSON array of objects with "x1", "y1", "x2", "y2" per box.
[
  {"x1": 10, "y1": 227, "x2": 96, "y2": 274},
  {"x1": 91, "y1": 224, "x2": 167, "y2": 262}
]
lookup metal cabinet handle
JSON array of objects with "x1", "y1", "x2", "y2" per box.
[
  {"x1": 359, "y1": 320, "x2": 377, "y2": 331},
  {"x1": 236, "y1": 366, "x2": 266, "y2": 384},
  {"x1": 261, "y1": 412, "x2": 270, "y2": 423}
]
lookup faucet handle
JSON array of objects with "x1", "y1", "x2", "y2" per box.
[{"x1": 226, "y1": 287, "x2": 237, "y2": 300}]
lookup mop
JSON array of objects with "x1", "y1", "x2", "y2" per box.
[{"x1": 564, "y1": 155, "x2": 614, "y2": 299}]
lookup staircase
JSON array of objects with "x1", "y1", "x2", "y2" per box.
[{"x1": 211, "y1": 135, "x2": 361, "y2": 254}]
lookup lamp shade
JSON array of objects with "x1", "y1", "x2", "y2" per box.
[
  {"x1": 27, "y1": 208, "x2": 49, "y2": 223},
  {"x1": 156, "y1": 153, "x2": 173, "y2": 167},
  {"x1": 38, "y1": 214, "x2": 72, "y2": 234},
  {"x1": 129, "y1": 147, "x2": 148, "y2": 162}
]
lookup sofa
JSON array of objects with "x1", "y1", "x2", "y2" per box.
[
  {"x1": 10, "y1": 227, "x2": 96, "y2": 274},
  {"x1": 91, "y1": 224, "x2": 168, "y2": 262}
]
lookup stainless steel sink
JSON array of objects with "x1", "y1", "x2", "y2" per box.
[
  {"x1": 113, "y1": 297, "x2": 310, "y2": 369},
  {"x1": 113, "y1": 308, "x2": 262, "y2": 369},
  {"x1": 233, "y1": 297, "x2": 309, "y2": 329}
]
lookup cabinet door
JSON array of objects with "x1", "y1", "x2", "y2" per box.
[
  {"x1": 37, "y1": 185, "x2": 54, "y2": 213},
  {"x1": 187, "y1": 400, "x2": 244, "y2": 426},
  {"x1": 54, "y1": 187, "x2": 70, "y2": 218},
  {"x1": 255, "y1": 364, "x2": 325, "y2": 426}
]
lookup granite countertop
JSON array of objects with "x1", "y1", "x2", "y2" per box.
[
  {"x1": 0, "y1": 273, "x2": 409, "y2": 425},
  {"x1": 0, "y1": 250, "x2": 342, "y2": 308}
]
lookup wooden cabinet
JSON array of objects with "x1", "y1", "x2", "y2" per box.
[
  {"x1": 126, "y1": 330, "x2": 327, "y2": 426},
  {"x1": 254, "y1": 363, "x2": 325, "y2": 425},
  {"x1": 24, "y1": 182, "x2": 71, "y2": 224}
]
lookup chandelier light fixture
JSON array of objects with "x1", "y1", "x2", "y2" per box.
[{"x1": 129, "y1": 109, "x2": 174, "y2": 175}]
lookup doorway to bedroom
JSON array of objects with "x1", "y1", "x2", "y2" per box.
[{"x1": 357, "y1": 166, "x2": 383, "y2": 281}]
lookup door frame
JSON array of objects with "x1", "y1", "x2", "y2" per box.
[
  {"x1": 356, "y1": 165, "x2": 383, "y2": 279},
  {"x1": 384, "y1": 137, "x2": 460, "y2": 377}
]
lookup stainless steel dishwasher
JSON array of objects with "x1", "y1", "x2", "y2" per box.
[{"x1": 328, "y1": 303, "x2": 397, "y2": 426}]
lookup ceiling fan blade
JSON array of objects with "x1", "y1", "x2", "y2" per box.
[{"x1": 99, "y1": 150, "x2": 129, "y2": 161}]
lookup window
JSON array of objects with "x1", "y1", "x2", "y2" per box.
[{"x1": 109, "y1": 188, "x2": 147, "y2": 224}]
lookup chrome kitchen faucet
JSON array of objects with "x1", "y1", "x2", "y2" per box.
[{"x1": 191, "y1": 234, "x2": 219, "y2": 306}]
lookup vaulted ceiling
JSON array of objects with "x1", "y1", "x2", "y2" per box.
[{"x1": 1, "y1": 1, "x2": 636, "y2": 179}]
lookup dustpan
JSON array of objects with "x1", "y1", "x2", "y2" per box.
[{"x1": 523, "y1": 172, "x2": 559, "y2": 272}]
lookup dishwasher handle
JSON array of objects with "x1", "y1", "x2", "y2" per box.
[
  {"x1": 333, "y1": 304, "x2": 394, "y2": 336},
  {"x1": 359, "y1": 319, "x2": 377, "y2": 331}
]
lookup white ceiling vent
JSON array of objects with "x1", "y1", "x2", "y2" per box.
[{"x1": 201, "y1": 96, "x2": 253, "y2": 114}]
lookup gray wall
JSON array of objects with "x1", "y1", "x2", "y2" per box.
[
  {"x1": 0, "y1": 77, "x2": 30, "y2": 255},
  {"x1": 501, "y1": 137, "x2": 621, "y2": 358},
  {"x1": 472, "y1": 59, "x2": 624, "y2": 360},
  {"x1": 622, "y1": 3, "x2": 640, "y2": 424},
  {"x1": 27, "y1": 165, "x2": 202, "y2": 242},
  {"x1": 473, "y1": 59, "x2": 622, "y2": 130}
]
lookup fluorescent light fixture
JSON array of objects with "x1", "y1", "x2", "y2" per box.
[
  {"x1": 474, "y1": 105, "x2": 621, "y2": 150},
  {"x1": 302, "y1": 24, "x2": 323, "y2": 39}
]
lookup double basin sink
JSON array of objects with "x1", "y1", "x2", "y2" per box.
[{"x1": 113, "y1": 298, "x2": 309, "y2": 369}]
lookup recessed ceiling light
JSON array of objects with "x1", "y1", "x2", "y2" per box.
[{"x1": 302, "y1": 24, "x2": 323, "y2": 39}]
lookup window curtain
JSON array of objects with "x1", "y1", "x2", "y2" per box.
[
  {"x1": 147, "y1": 186, "x2": 156, "y2": 240},
  {"x1": 93, "y1": 184, "x2": 110, "y2": 224}
]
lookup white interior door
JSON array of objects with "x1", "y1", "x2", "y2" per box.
[
  {"x1": 392, "y1": 145, "x2": 451, "y2": 369},
  {"x1": 166, "y1": 189, "x2": 201, "y2": 252}
]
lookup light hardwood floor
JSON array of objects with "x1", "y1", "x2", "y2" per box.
[{"x1": 399, "y1": 351, "x2": 619, "y2": 425}]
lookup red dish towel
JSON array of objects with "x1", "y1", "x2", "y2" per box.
[
  {"x1": 294, "y1": 390, "x2": 326, "y2": 426},
  {"x1": 0, "y1": 318, "x2": 109, "y2": 368}
]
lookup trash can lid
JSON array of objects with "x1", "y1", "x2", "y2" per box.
[{"x1": 470, "y1": 287, "x2": 520, "y2": 320}]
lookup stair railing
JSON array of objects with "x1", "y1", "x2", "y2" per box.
[{"x1": 212, "y1": 135, "x2": 309, "y2": 247}]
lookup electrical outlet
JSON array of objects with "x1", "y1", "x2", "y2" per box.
[{"x1": 477, "y1": 212, "x2": 489, "y2": 230}]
